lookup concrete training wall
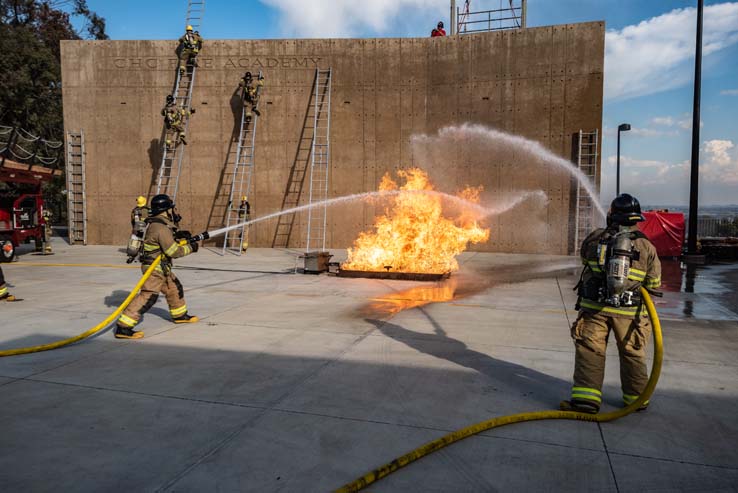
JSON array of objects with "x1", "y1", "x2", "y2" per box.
[{"x1": 61, "y1": 21, "x2": 604, "y2": 254}]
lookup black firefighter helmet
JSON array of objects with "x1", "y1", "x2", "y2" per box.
[
  {"x1": 150, "y1": 194, "x2": 175, "y2": 216},
  {"x1": 608, "y1": 193, "x2": 645, "y2": 226}
]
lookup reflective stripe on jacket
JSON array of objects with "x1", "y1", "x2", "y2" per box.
[
  {"x1": 141, "y1": 214, "x2": 192, "y2": 271},
  {"x1": 578, "y1": 226, "x2": 661, "y2": 318}
]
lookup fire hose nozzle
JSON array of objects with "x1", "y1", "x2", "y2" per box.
[{"x1": 189, "y1": 232, "x2": 210, "y2": 243}]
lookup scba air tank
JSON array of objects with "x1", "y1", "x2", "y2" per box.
[{"x1": 126, "y1": 234, "x2": 142, "y2": 258}]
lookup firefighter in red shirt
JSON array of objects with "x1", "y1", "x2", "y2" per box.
[{"x1": 431, "y1": 21, "x2": 446, "y2": 37}]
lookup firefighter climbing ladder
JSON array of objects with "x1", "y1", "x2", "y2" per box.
[
  {"x1": 573, "y1": 129, "x2": 599, "y2": 254},
  {"x1": 155, "y1": 0, "x2": 205, "y2": 200},
  {"x1": 65, "y1": 131, "x2": 87, "y2": 245},
  {"x1": 222, "y1": 71, "x2": 263, "y2": 255},
  {"x1": 305, "y1": 68, "x2": 332, "y2": 252}
]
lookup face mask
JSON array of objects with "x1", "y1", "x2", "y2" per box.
[{"x1": 169, "y1": 208, "x2": 182, "y2": 225}]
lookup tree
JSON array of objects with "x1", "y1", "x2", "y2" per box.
[{"x1": 0, "y1": 0, "x2": 107, "y2": 223}]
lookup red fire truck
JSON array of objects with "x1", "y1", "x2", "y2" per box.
[{"x1": 0, "y1": 159, "x2": 59, "y2": 262}]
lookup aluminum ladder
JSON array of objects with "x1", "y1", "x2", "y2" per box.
[
  {"x1": 185, "y1": 0, "x2": 204, "y2": 31},
  {"x1": 222, "y1": 71, "x2": 263, "y2": 255},
  {"x1": 272, "y1": 73, "x2": 320, "y2": 248},
  {"x1": 573, "y1": 129, "x2": 599, "y2": 254},
  {"x1": 155, "y1": 0, "x2": 205, "y2": 200},
  {"x1": 305, "y1": 68, "x2": 332, "y2": 252},
  {"x1": 65, "y1": 131, "x2": 87, "y2": 245}
]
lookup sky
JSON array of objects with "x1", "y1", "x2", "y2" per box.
[{"x1": 79, "y1": 0, "x2": 738, "y2": 207}]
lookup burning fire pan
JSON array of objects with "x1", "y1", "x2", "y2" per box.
[{"x1": 337, "y1": 267, "x2": 450, "y2": 282}]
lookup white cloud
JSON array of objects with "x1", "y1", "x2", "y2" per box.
[
  {"x1": 702, "y1": 139, "x2": 738, "y2": 184},
  {"x1": 630, "y1": 127, "x2": 679, "y2": 137},
  {"x1": 606, "y1": 156, "x2": 670, "y2": 169},
  {"x1": 705, "y1": 139, "x2": 734, "y2": 165},
  {"x1": 650, "y1": 114, "x2": 702, "y2": 130},
  {"x1": 258, "y1": 0, "x2": 446, "y2": 37},
  {"x1": 651, "y1": 116, "x2": 674, "y2": 126},
  {"x1": 605, "y1": 2, "x2": 738, "y2": 101},
  {"x1": 601, "y1": 140, "x2": 738, "y2": 204},
  {"x1": 721, "y1": 88, "x2": 738, "y2": 95}
]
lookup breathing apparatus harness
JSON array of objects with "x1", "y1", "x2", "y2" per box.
[
  {"x1": 125, "y1": 195, "x2": 184, "y2": 264},
  {"x1": 576, "y1": 226, "x2": 647, "y2": 309}
]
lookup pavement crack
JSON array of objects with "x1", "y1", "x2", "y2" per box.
[
  {"x1": 598, "y1": 422, "x2": 621, "y2": 493},
  {"x1": 607, "y1": 450, "x2": 738, "y2": 471},
  {"x1": 556, "y1": 276, "x2": 572, "y2": 327}
]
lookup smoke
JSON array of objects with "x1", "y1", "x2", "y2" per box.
[{"x1": 409, "y1": 124, "x2": 604, "y2": 253}]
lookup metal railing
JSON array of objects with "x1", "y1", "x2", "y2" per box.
[
  {"x1": 693, "y1": 216, "x2": 738, "y2": 237},
  {"x1": 457, "y1": 0, "x2": 526, "y2": 34}
]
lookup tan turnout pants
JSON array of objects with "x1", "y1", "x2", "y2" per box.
[
  {"x1": 570, "y1": 310, "x2": 652, "y2": 408},
  {"x1": 118, "y1": 268, "x2": 187, "y2": 327},
  {"x1": 179, "y1": 48, "x2": 198, "y2": 70}
]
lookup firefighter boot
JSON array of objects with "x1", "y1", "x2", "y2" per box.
[
  {"x1": 1, "y1": 292, "x2": 17, "y2": 302},
  {"x1": 173, "y1": 313, "x2": 199, "y2": 324},
  {"x1": 559, "y1": 400, "x2": 599, "y2": 414},
  {"x1": 114, "y1": 325, "x2": 144, "y2": 339}
]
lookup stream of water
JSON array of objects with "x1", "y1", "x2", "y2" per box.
[
  {"x1": 206, "y1": 124, "x2": 604, "y2": 241},
  {"x1": 205, "y1": 189, "x2": 547, "y2": 240}
]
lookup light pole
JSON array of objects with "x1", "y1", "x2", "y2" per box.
[
  {"x1": 686, "y1": 0, "x2": 704, "y2": 259},
  {"x1": 450, "y1": 0, "x2": 456, "y2": 35},
  {"x1": 616, "y1": 123, "x2": 631, "y2": 196}
]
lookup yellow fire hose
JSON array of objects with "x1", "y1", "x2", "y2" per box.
[
  {"x1": 1, "y1": 262, "x2": 663, "y2": 490},
  {"x1": 0, "y1": 256, "x2": 162, "y2": 357},
  {"x1": 335, "y1": 287, "x2": 663, "y2": 493}
]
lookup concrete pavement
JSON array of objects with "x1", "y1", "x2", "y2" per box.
[{"x1": 1, "y1": 239, "x2": 737, "y2": 491}]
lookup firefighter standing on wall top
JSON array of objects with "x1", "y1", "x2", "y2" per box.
[
  {"x1": 115, "y1": 194, "x2": 200, "y2": 339},
  {"x1": 561, "y1": 194, "x2": 662, "y2": 414},
  {"x1": 178, "y1": 25, "x2": 203, "y2": 74},
  {"x1": 431, "y1": 21, "x2": 446, "y2": 37}
]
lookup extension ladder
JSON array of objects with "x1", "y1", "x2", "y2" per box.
[
  {"x1": 222, "y1": 71, "x2": 263, "y2": 255},
  {"x1": 574, "y1": 129, "x2": 599, "y2": 254},
  {"x1": 305, "y1": 68, "x2": 332, "y2": 252},
  {"x1": 186, "y1": 0, "x2": 204, "y2": 31},
  {"x1": 155, "y1": 0, "x2": 205, "y2": 200},
  {"x1": 65, "y1": 131, "x2": 87, "y2": 245}
]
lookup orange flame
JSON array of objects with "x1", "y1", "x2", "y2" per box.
[{"x1": 343, "y1": 168, "x2": 490, "y2": 274}]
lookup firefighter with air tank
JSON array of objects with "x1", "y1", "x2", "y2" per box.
[
  {"x1": 239, "y1": 71, "x2": 264, "y2": 120},
  {"x1": 131, "y1": 195, "x2": 149, "y2": 232},
  {"x1": 177, "y1": 25, "x2": 202, "y2": 74},
  {"x1": 561, "y1": 194, "x2": 662, "y2": 414},
  {"x1": 238, "y1": 195, "x2": 251, "y2": 252},
  {"x1": 161, "y1": 94, "x2": 194, "y2": 146},
  {"x1": 116, "y1": 194, "x2": 200, "y2": 339}
]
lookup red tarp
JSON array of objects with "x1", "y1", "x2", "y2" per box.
[{"x1": 640, "y1": 211, "x2": 685, "y2": 257}]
